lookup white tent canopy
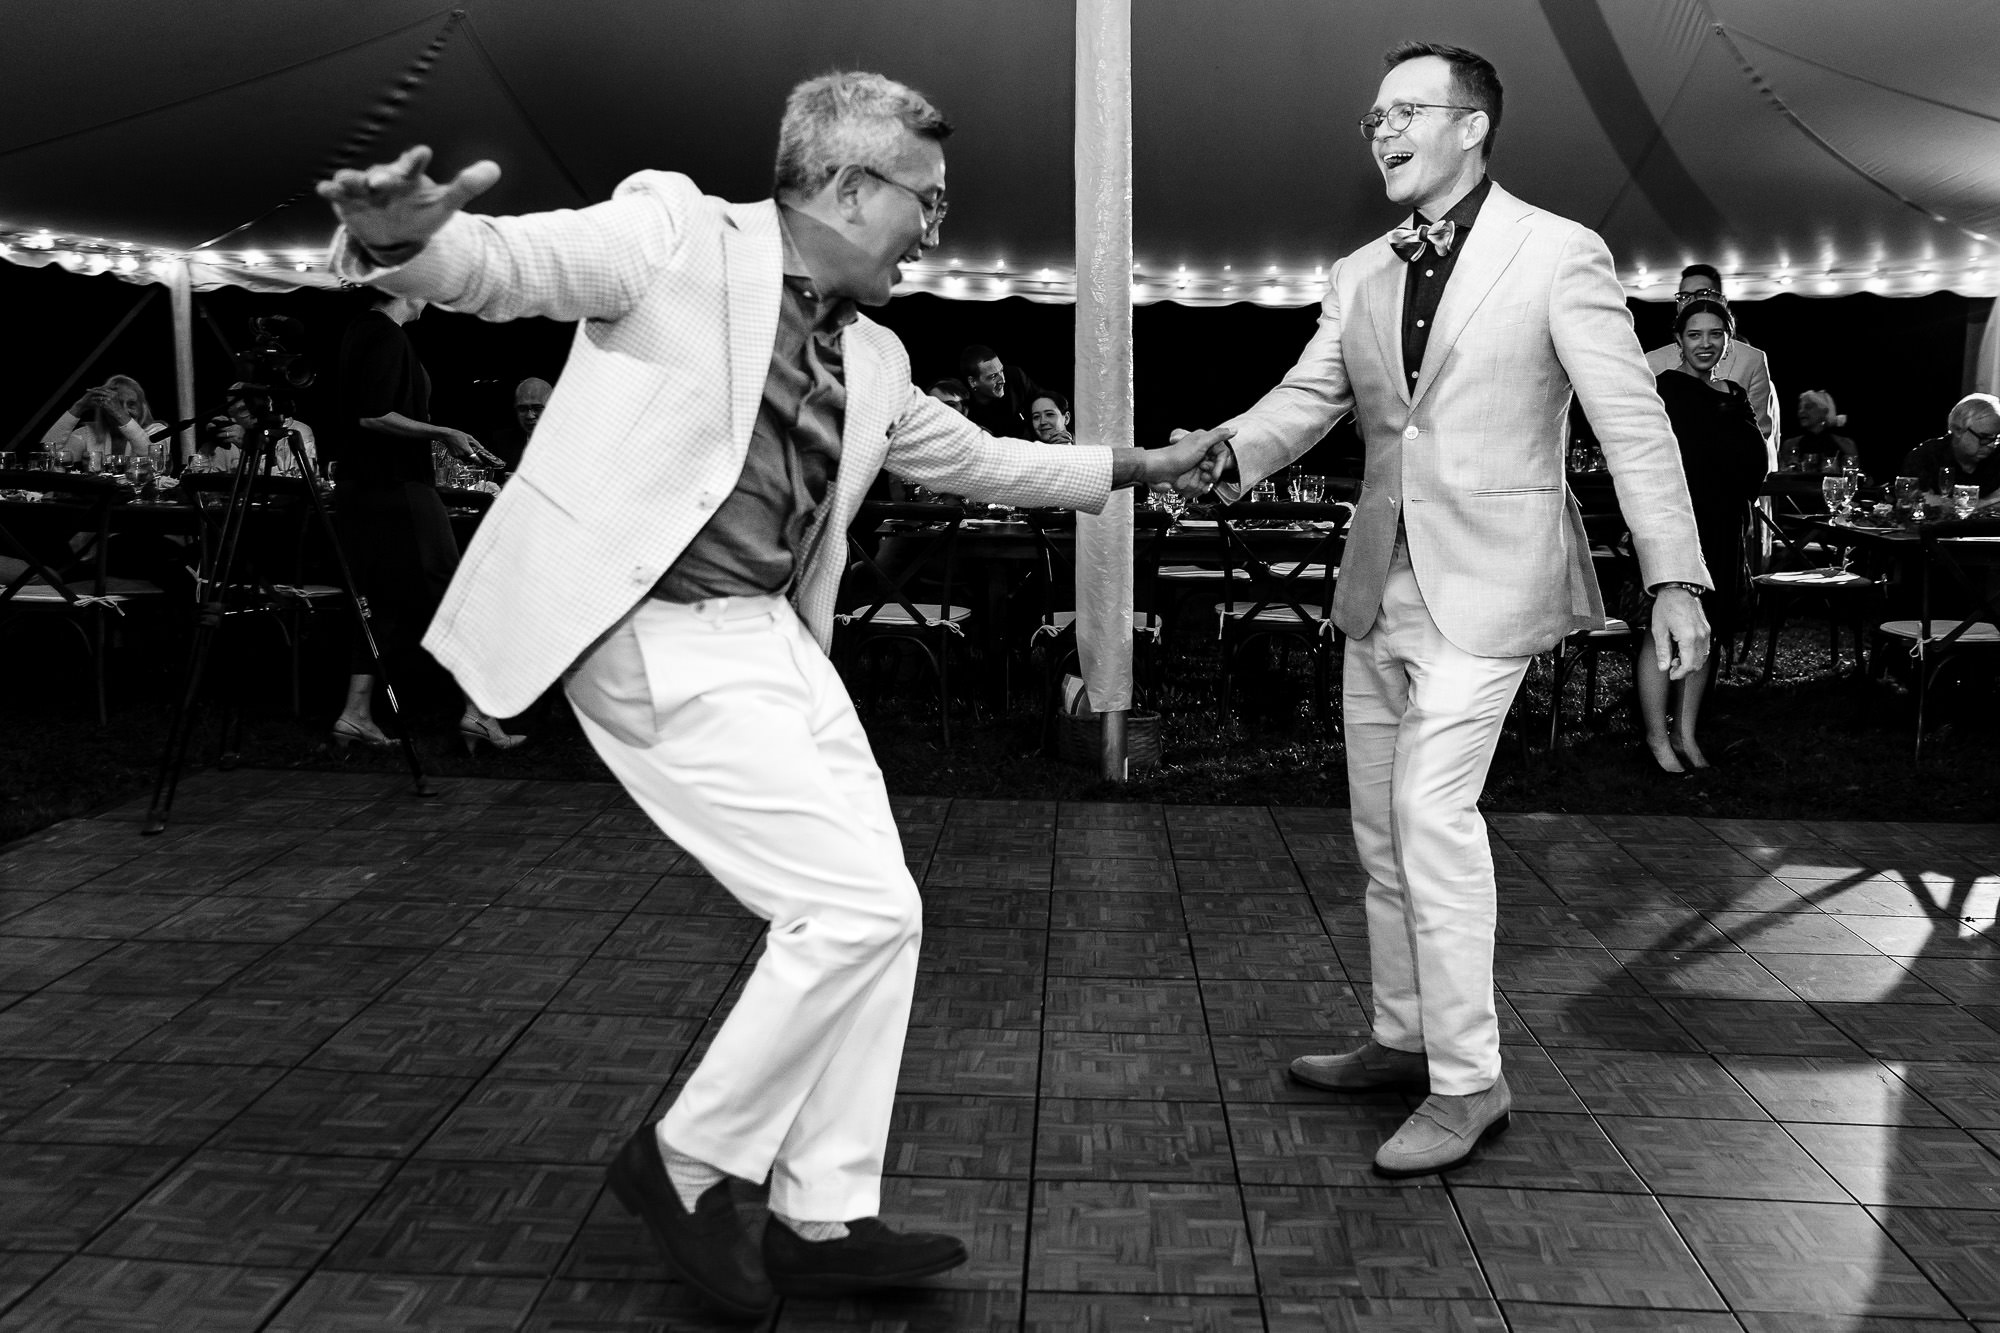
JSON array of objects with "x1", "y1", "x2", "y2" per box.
[{"x1": 4, "y1": 0, "x2": 1996, "y2": 302}]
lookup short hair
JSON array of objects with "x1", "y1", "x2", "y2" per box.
[
  {"x1": 1681, "y1": 263, "x2": 1723, "y2": 292},
  {"x1": 1384, "y1": 42, "x2": 1503, "y2": 158},
  {"x1": 958, "y1": 345, "x2": 999, "y2": 380},
  {"x1": 773, "y1": 71, "x2": 952, "y2": 198},
  {"x1": 1031, "y1": 390, "x2": 1071, "y2": 418},
  {"x1": 514, "y1": 377, "x2": 553, "y2": 406},
  {"x1": 1673, "y1": 296, "x2": 1734, "y2": 337},
  {"x1": 1949, "y1": 393, "x2": 2000, "y2": 431},
  {"x1": 928, "y1": 377, "x2": 969, "y2": 401}
]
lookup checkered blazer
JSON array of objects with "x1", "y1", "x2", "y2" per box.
[{"x1": 332, "y1": 171, "x2": 1112, "y2": 717}]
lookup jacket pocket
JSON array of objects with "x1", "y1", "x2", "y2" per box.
[{"x1": 1470, "y1": 485, "x2": 1560, "y2": 497}]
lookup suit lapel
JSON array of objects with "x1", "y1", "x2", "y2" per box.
[
  {"x1": 721, "y1": 201, "x2": 784, "y2": 450},
  {"x1": 839, "y1": 329, "x2": 883, "y2": 489},
  {"x1": 1363, "y1": 241, "x2": 1412, "y2": 406},
  {"x1": 1409, "y1": 185, "x2": 1531, "y2": 411}
]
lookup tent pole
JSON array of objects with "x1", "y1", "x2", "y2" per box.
[
  {"x1": 169, "y1": 261, "x2": 196, "y2": 468},
  {"x1": 1074, "y1": 0, "x2": 1135, "y2": 783}
]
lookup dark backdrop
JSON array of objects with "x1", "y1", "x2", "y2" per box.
[{"x1": 2, "y1": 258, "x2": 1984, "y2": 482}]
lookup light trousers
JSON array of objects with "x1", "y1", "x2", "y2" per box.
[
  {"x1": 566, "y1": 594, "x2": 920, "y2": 1221},
  {"x1": 1343, "y1": 541, "x2": 1530, "y2": 1095}
]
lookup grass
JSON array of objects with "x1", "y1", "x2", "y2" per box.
[{"x1": 3, "y1": 614, "x2": 1996, "y2": 848}]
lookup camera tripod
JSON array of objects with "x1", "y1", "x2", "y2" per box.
[{"x1": 143, "y1": 422, "x2": 432, "y2": 834}]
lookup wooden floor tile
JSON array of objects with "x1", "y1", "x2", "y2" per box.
[
  {"x1": 1788, "y1": 1122, "x2": 2000, "y2": 1208},
  {"x1": 1050, "y1": 889, "x2": 1185, "y2": 931},
  {"x1": 887, "y1": 1094, "x2": 1033, "y2": 1178},
  {"x1": 925, "y1": 855, "x2": 1053, "y2": 891},
  {"x1": 1174, "y1": 857, "x2": 1304, "y2": 892},
  {"x1": 211, "y1": 1068, "x2": 472, "y2": 1157},
  {"x1": 1892, "y1": 1061, "x2": 2000, "y2": 1129},
  {"x1": 416, "y1": 1078, "x2": 659, "y2": 1165},
  {"x1": 306, "y1": 1001, "x2": 533, "y2": 1078},
  {"x1": 1263, "y1": 1295, "x2": 1508, "y2": 1331},
  {"x1": 0, "y1": 1255, "x2": 298, "y2": 1331},
  {"x1": 1499, "y1": 1303, "x2": 1742, "y2": 1332},
  {"x1": 1451, "y1": 1186, "x2": 1724, "y2": 1309},
  {"x1": 1723, "y1": 1055, "x2": 1953, "y2": 1126},
  {"x1": 1227, "y1": 1100, "x2": 1412, "y2": 1187},
  {"x1": 4, "y1": 1058, "x2": 282, "y2": 1147},
  {"x1": 1598, "y1": 1114, "x2": 1847, "y2": 1200},
  {"x1": 1659, "y1": 998, "x2": 1866, "y2": 1058},
  {"x1": 0, "y1": 1142, "x2": 186, "y2": 1249},
  {"x1": 1055, "y1": 827, "x2": 1172, "y2": 860},
  {"x1": 1244, "y1": 1184, "x2": 1489, "y2": 1299},
  {"x1": 879, "y1": 1177, "x2": 1029, "y2": 1291},
  {"x1": 118, "y1": 996, "x2": 366, "y2": 1067},
  {"x1": 783, "y1": 1288, "x2": 1026, "y2": 1331},
  {"x1": 899, "y1": 1027, "x2": 1040, "y2": 1097},
  {"x1": 1505, "y1": 991, "x2": 1699, "y2": 1052},
  {"x1": 1046, "y1": 979, "x2": 1207, "y2": 1034},
  {"x1": 1032, "y1": 1181, "x2": 1255, "y2": 1293},
  {"x1": 1022, "y1": 1292, "x2": 1265, "y2": 1331},
  {"x1": 1198, "y1": 980, "x2": 1364, "y2": 1035},
  {"x1": 1048, "y1": 929, "x2": 1196, "y2": 979},
  {"x1": 917, "y1": 925, "x2": 1048, "y2": 976},
  {"x1": 921, "y1": 887, "x2": 1051, "y2": 930},
  {"x1": 1492, "y1": 944, "x2": 1641, "y2": 996},
  {"x1": 1609, "y1": 948, "x2": 1796, "y2": 1001},
  {"x1": 1867, "y1": 1205, "x2": 2000, "y2": 1320},
  {"x1": 1751, "y1": 952, "x2": 1944, "y2": 1004},
  {"x1": 1052, "y1": 857, "x2": 1178, "y2": 892},
  {"x1": 0, "y1": 936, "x2": 115, "y2": 991},
  {"x1": 1659, "y1": 1195, "x2": 1957, "y2": 1317},
  {"x1": 326, "y1": 1160, "x2": 600, "y2": 1275},
  {"x1": 1041, "y1": 1032, "x2": 1219, "y2": 1100},
  {"x1": 1035, "y1": 1098, "x2": 1233, "y2": 1182},
  {"x1": 1444, "y1": 1110, "x2": 1646, "y2": 1193},
  {"x1": 1818, "y1": 1003, "x2": 2000, "y2": 1062},
  {"x1": 546, "y1": 958, "x2": 738, "y2": 1017},
  {"x1": 1190, "y1": 935, "x2": 1346, "y2": 982},
  {"x1": 909, "y1": 972, "x2": 1042, "y2": 1029},
  {"x1": 88, "y1": 1148, "x2": 396, "y2": 1267},
  {"x1": 263, "y1": 1272, "x2": 544, "y2": 1331},
  {"x1": 0, "y1": 1057, "x2": 98, "y2": 1135},
  {"x1": 0, "y1": 990, "x2": 192, "y2": 1062},
  {"x1": 1209, "y1": 1034, "x2": 1405, "y2": 1105}
]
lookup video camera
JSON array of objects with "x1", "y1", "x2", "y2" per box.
[{"x1": 237, "y1": 315, "x2": 314, "y2": 392}]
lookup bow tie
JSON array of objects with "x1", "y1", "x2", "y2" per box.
[{"x1": 1388, "y1": 219, "x2": 1457, "y2": 262}]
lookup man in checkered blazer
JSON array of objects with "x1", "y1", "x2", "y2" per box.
[{"x1": 321, "y1": 71, "x2": 1228, "y2": 1317}]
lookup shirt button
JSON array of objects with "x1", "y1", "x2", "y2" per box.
[
  {"x1": 631, "y1": 566, "x2": 648, "y2": 583},
  {"x1": 1404, "y1": 426, "x2": 1420, "y2": 440},
  {"x1": 1416, "y1": 319, "x2": 1425, "y2": 327},
  {"x1": 1424, "y1": 269, "x2": 1434, "y2": 277}
]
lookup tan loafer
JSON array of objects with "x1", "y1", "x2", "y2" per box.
[
  {"x1": 1288, "y1": 1040, "x2": 1430, "y2": 1092},
  {"x1": 1373, "y1": 1073, "x2": 1512, "y2": 1177}
]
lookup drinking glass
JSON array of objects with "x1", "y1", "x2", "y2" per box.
[
  {"x1": 1294, "y1": 474, "x2": 1326, "y2": 503},
  {"x1": 1953, "y1": 485, "x2": 1979, "y2": 520},
  {"x1": 1821, "y1": 475, "x2": 1844, "y2": 518}
]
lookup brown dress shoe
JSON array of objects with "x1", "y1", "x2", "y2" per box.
[
  {"x1": 604, "y1": 1125, "x2": 773, "y2": 1320},
  {"x1": 1289, "y1": 1039, "x2": 1430, "y2": 1092}
]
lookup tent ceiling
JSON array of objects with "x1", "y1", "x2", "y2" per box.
[{"x1": 3, "y1": 0, "x2": 1995, "y2": 302}]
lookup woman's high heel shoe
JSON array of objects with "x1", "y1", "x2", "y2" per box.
[
  {"x1": 460, "y1": 712, "x2": 527, "y2": 755},
  {"x1": 332, "y1": 716, "x2": 393, "y2": 749}
]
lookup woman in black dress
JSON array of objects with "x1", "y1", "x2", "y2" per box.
[
  {"x1": 334, "y1": 290, "x2": 523, "y2": 752},
  {"x1": 1641, "y1": 296, "x2": 1768, "y2": 773}
]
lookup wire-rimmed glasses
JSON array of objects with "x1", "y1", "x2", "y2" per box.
[
  {"x1": 1357, "y1": 102, "x2": 1478, "y2": 140},
  {"x1": 858, "y1": 166, "x2": 948, "y2": 240}
]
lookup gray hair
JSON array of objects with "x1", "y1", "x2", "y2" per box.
[
  {"x1": 1949, "y1": 392, "x2": 2000, "y2": 430},
  {"x1": 773, "y1": 71, "x2": 952, "y2": 198}
]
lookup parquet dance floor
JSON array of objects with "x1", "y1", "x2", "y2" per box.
[{"x1": 2, "y1": 769, "x2": 1998, "y2": 1330}]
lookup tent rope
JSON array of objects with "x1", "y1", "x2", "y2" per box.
[
  {"x1": 1709, "y1": 22, "x2": 1996, "y2": 249},
  {"x1": 459, "y1": 14, "x2": 596, "y2": 203},
  {"x1": 190, "y1": 10, "x2": 470, "y2": 253},
  {"x1": 0, "y1": 7, "x2": 460, "y2": 161}
]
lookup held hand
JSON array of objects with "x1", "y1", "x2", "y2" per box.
[
  {"x1": 1652, "y1": 587, "x2": 1711, "y2": 682},
  {"x1": 315, "y1": 145, "x2": 501, "y2": 255},
  {"x1": 1147, "y1": 426, "x2": 1234, "y2": 491},
  {"x1": 438, "y1": 428, "x2": 483, "y2": 460}
]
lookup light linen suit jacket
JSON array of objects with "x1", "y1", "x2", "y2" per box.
[
  {"x1": 1220, "y1": 182, "x2": 1709, "y2": 659},
  {"x1": 332, "y1": 171, "x2": 1113, "y2": 717}
]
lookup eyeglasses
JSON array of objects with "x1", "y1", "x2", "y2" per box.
[
  {"x1": 1357, "y1": 102, "x2": 1478, "y2": 140},
  {"x1": 859, "y1": 166, "x2": 948, "y2": 238},
  {"x1": 1960, "y1": 424, "x2": 2000, "y2": 448}
]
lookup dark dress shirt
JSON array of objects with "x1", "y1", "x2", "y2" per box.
[
  {"x1": 651, "y1": 208, "x2": 855, "y2": 602},
  {"x1": 1900, "y1": 434, "x2": 2000, "y2": 498},
  {"x1": 1399, "y1": 176, "x2": 1492, "y2": 389}
]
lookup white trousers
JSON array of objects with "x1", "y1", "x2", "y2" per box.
[
  {"x1": 565, "y1": 595, "x2": 919, "y2": 1222},
  {"x1": 1343, "y1": 541, "x2": 1530, "y2": 1095}
]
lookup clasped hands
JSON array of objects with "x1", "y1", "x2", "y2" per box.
[{"x1": 1153, "y1": 426, "x2": 1235, "y2": 499}]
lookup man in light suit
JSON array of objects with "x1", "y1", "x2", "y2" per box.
[
  {"x1": 318, "y1": 72, "x2": 1226, "y2": 1318},
  {"x1": 1644, "y1": 264, "x2": 1780, "y2": 470},
  {"x1": 1180, "y1": 42, "x2": 1712, "y2": 1176}
]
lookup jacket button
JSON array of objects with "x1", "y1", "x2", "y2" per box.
[
  {"x1": 632, "y1": 566, "x2": 649, "y2": 583},
  {"x1": 1403, "y1": 426, "x2": 1420, "y2": 440},
  {"x1": 697, "y1": 492, "x2": 721, "y2": 510}
]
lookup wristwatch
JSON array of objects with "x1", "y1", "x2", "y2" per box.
[{"x1": 1651, "y1": 581, "x2": 1707, "y2": 598}]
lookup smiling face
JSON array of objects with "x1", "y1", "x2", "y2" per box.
[
  {"x1": 1030, "y1": 396, "x2": 1070, "y2": 442},
  {"x1": 848, "y1": 134, "x2": 946, "y2": 306},
  {"x1": 1677, "y1": 312, "x2": 1730, "y2": 375},
  {"x1": 1367, "y1": 55, "x2": 1487, "y2": 216},
  {"x1": 971, "y1": 359, "x2": 1006, "y2": 402}
]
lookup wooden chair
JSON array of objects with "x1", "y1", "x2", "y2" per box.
[
  {"x1": 835, "y1": 500, "x2": 970, "y2": 745},
  {"x1": 0, "y1": 469, "x2": 168, "y2": 722},
  {"x1": 1023, "y1": 508, "x2": 1171, "y2": 751},
  {"x1": 1871, "y1": 532, "x2": 2000, "y2": 761},
  {"x1": 1210, "y1": 501, "x2": 1351, "y2": 731}
]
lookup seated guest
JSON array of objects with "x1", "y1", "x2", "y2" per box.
[
  {"x1": 1901, "y1": 393, "x2": 2000, "y2": 508},
  {"x1": 498, "y1": 376, "x2": 552, "y2": 468},
  {"x1": 1778, "y1": 389, "x2": 1857, "y2": 474},
  {"x1": 1644, "y1": 265, "x2": 1778, "y2": 469},
  {"x1": 1029, "y1": 391, "x2": 1073, "y2": 444},
  {"x1": 959, "y1": 344, "x2": 1045, "y2": 439},
  {"x1": 206, "y1": 382, "x2": 319, "y2": 477},
  {"x1": 926, "y1": 378, "x2": 971, "y2": 415},
  {"x1": 40, "y1": 374, "x2": 170, "y2": 467}
]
